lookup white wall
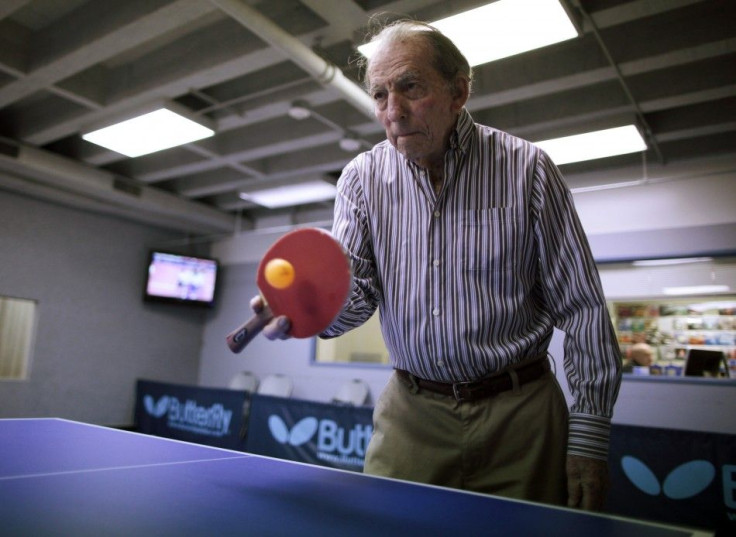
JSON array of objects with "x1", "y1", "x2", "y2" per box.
[
  {"x1": 598, "y1": 260, "x2": 736, "y2": 300},
  {"x1": 201, "y1": 168, "x2": 736, "y2": 433},
  {"x1": 573, "y1": 172, "x2": 735, "y2": 235}
]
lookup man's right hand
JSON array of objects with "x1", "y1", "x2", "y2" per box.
[{"x1": 250, "y1": 295, "x2": 292, "y2": 341}]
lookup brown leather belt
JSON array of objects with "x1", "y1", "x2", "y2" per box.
[{"x1": 396, "y1": 357, "x2": 550, "y2": 402}]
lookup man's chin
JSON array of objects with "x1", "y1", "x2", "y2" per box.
[{"x1": 396, "y1": 143, "x2": 424, "y2": 162}]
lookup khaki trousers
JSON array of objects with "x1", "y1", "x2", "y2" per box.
[{"x1": 363, "y1": 366, "x2": 569, "y2": 505}]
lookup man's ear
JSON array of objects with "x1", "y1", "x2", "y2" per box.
[{"x1": 451, "y1": 76, "x2": 470, "y2": 111}]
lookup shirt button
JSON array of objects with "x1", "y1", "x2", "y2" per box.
[
  {"x1": 433, "y1": 259, "x2": 440, "y2": 266},
  {"x1": 434, "y1": 211, "x2": 441, "y2": 218},
  {"x1": 432, "y1": 308, "x2": 440, "y2": 316},
  {"x1": 437, "y1": 360, "x2": 445, "y2": 367}
]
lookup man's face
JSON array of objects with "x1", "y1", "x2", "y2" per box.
[{"x1": 367, "y1": 37, "x2": 466, "y2": 170}]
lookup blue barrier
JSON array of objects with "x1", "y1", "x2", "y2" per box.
[
  {"x1": 134, "y1": 379, "x2": 733, "y2": 531},
  {"x1": 134, "y1": 379, "x2": 250, "y2": 451},
  {"x1": 607, "y1": 423, "x2": 734, "y2": 531}
]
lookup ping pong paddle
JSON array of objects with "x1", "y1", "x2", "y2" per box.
[{"x1": 226, "y1": 227, "x2": 351, "y2": 353}]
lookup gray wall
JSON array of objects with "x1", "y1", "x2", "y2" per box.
[{"x1": 0, "y1": 190, "x2": 210, "y2": 425}]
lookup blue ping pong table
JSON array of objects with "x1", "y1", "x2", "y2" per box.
[{"x1": 0, "y1": 419, "x2": 711, "y2": 537}]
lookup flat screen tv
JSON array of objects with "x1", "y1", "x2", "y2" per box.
[
  {"x1": 144, "y1": 251, "x2": 219, "y2": 307},
  {"x1": 684, "y1": 348, "x2": 725, "y2": 377}
]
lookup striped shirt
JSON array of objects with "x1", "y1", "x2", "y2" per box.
[{"x1": 323, "y1": 108, "x2": 622, "y2": 459}]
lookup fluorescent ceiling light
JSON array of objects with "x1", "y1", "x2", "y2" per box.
[
  {"x1": 239, "y1": 180, "x2": 337, "y2": 209},
  {"x1": 632, "y1": 257, "x2": 713, "y2": 267},
  {"x1": 687, "y1": 301, "x2": 736, "y2": 313},
  {"x1": 358, "y1": 0, "x2": 578, "y2": 67},
  {"x1": 83, "y1": 108, "x2": 214, "y2": 157},
  {"x1": 662, "y1": 285, "x2": 730, "y2": 296},
  {"x1": 535, "y1": 125, "x2": 647, "y2": 165},
  {"x1": 570, "y1": 180, "x2": 645, "y2": 194}
]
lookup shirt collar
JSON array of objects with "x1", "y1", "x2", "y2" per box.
[
  {"x1": 451, "y1": 108, "x2": 475, "y2": 153},
  {"x1": 398, "y1": 108, "x2": 475, "y2": 174}
]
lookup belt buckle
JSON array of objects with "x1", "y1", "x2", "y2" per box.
[{"x1": 452, "y1": 381, "x2": 470, "y2": 402}]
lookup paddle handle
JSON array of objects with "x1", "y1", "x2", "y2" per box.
[{"x1": 225, "y1": 304, "x2": 273, "y2": 353}]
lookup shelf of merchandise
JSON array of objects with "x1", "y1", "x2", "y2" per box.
[{"x1": 610, "y1": 296, "x2": 736, "y2": 378}]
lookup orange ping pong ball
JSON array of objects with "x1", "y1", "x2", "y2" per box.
[{"x1": 264, "y1": 258, "x2": 295, "y2": 289}]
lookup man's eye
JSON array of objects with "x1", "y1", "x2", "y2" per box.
[{"x1": 405, "y1": 82, "x2": 423, "y2": 97}]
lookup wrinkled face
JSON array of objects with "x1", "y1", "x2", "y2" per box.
[{"x1": 367, "y1": 37, "x2": 467, "y2": 170}]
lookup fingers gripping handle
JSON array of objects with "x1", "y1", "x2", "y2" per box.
[{"x1": 225, "y1": 305, "x2": 273, "y2": 353}]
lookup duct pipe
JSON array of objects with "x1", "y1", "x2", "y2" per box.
[{"x1": 209, "y1": 0, "x2": 375, "y2": 119}]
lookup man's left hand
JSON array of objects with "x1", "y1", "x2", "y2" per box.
[{"x1": 566, "y1": 454, "x2": 609, "y2": 511}]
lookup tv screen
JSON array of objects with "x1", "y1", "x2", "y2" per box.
[
  {"x1": 144, "y1": 251, "x2": 219, "y2": 307},
  {"x1": 684, "y1": 349, "x2": 725, "y2": 377}
]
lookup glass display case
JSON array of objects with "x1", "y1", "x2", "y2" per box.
[{"x1": 610, "y1": 296, "x2": 736, "y2": 379}]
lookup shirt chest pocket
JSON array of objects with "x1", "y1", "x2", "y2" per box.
[{"x1": 461, "y1": 207, "x2": 520, "y2": 272}]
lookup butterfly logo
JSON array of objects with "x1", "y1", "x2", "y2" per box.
[
  {"x1": 621, "y1": 456, "x2": 716, "y2": 499},
  {"x1": 268, "y1": 415, "x2": 319, "y2": 446},
  {"x1": 143, "y1": 395, "x2": 170, "y2": 418}
]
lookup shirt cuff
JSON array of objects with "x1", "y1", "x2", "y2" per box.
[{"x1": 567, "y1": 413, "x2": 612, "y2": 461}]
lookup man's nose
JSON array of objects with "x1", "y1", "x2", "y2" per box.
[{"x1": 386, "y1": 93, "x2": 407, "y2": 122}]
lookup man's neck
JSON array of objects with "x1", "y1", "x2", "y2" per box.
[
  {"x1": 428, "y1": 165, "x2": 444, "y2": 195},
  {"x1": 411, "y1": 152, "x2": 446, "y2": 195}
]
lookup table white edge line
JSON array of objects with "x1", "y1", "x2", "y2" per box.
[{"x1": 0, "y1": 456, "x2": 248, "y2": 482}]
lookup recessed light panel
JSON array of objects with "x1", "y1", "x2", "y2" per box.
[
  {"x1": 239, "y1": 180, "x2": 337, "y2": 209},
  {"x1": 535, "y1": 125, "x2": 647, "y2": 166},
  {"x1": 662, "y1": 285, "x2": 730, "y2": 296},
  {"x1": 359, "y1": 0, "x2": 578, "y2": 67},
  {"x1": 83, "y1": 108, "x2": 214, "y2": 158}
]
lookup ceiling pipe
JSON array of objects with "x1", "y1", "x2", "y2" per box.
[{"x1": 209, "y1": 0, "x2": 375, "y2": 120}]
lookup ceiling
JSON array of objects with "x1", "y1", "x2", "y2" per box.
[{"x1": 0, "y1": 0, "x2": 734, "y2": 236}]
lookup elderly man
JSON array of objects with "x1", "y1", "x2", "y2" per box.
[{"x1": 259, "y1": 19, "x2": 621, "y2": 511}]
